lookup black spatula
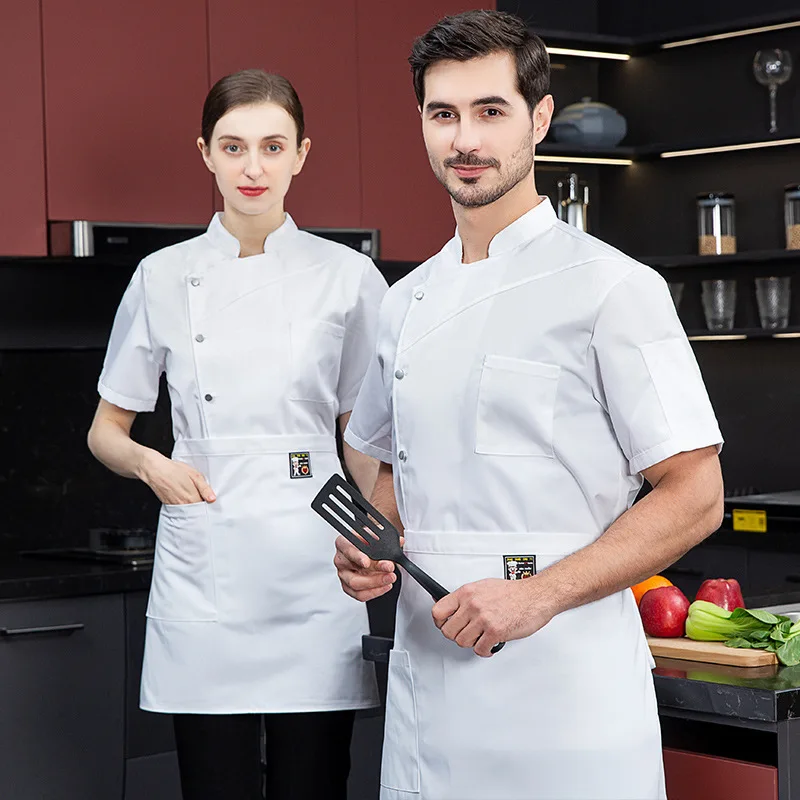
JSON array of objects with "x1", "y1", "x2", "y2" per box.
[{"x1": 311, "y1": 474, "x2": 504, "y2": 654}]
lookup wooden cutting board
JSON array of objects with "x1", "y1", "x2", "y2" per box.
[{"x1": 646, "y1": 636, "x2": 778, "y2": 667}]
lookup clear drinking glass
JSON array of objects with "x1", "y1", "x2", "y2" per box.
[
  {"x1": 755, "y1": 276, "x2": 791, "y2": 329},
  {"x1": 667, "y1": 282, "x2": 684, "y2": 311},
  {"x1": 701, "y1": 279, "x2": 737, "y2": 331}
]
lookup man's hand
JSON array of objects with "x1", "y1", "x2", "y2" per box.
[
  {"x1": 333, "y1": 535, "x2": 398, "y2": 601},
  {"x1": 432, "y1": 577, "x2": 556, "y2": 658}
]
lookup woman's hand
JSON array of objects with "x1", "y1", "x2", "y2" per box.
[{"x1": 138, "y1": 450, "x2": 216, "y2": 505}]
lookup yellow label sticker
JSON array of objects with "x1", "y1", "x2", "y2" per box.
[{"x1": 732, "y1": 509, "x2": 767, "y2": 533}]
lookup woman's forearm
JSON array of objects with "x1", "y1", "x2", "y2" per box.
[{"x1": 87, "y1": 406, "x2": 155, "y2": 481}]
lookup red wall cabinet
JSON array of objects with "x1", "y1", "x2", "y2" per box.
[
  {"x1": 208, "y1": 0, "x2": 362, "y2": 228},
  {"x1": 663, "y1": 747, "x2": 778, "y2": 800},
  {"x1": 0, "y1": 4, "x2": 48, "y2": 255},
  {"x1": 41, "y1": 0, "x2": 213, "y2": 225},
  {"x1": 356, "y1": 2, "x2": 496, "y2": 261}
]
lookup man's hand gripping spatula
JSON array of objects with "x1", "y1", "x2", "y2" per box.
[{"x1": 311, "y1": 474, "x2": 505, "y2": 654}]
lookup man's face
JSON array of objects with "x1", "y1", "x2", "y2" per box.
[{"x1": 420, "y1": 52, "x2": 552, "y2": 209}]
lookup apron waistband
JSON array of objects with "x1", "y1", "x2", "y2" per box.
[
  {"x1": 173, "y1": 435, "x2": 337, "y2": 457},
  {"x1": 403, "y1": 530, "x2": 598, "y2": 556}
]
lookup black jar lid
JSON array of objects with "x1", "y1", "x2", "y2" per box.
[
  {"x1": 785, "y1": 183, "x2": 800, "y2": 192},
  {"x1": 696, "y1": 191, "x2": 734, "y2": 200}
]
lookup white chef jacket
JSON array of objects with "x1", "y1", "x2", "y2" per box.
[
  {"x1": 99, "y1": 212, "x2": 386, "y2": 713},
  {"x1": 345, "y1": 197, "x2": 722, "y2": 800}
]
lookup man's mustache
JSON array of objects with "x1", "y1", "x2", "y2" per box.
[{"x1": 444, "y1": 154, "x2": 500, "y2": 169}]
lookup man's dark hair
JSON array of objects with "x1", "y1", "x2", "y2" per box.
[{"x1": 409, "y1": 10, "x2": 550, "y2": 113}]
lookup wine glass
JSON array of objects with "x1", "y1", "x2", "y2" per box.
[{"x1": 753, "y1": 49, "x2": 793, "y2": 134}]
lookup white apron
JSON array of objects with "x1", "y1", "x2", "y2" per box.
[
  {"x1": 381, "y1": 532, "x2": 664, "y2": 800},
  {"x1": 141, "y1": 435, "x2": 377, "y2": 713},
  {"x1": 346, "y1": 200, "x2": 722, "y2": 799},
  {"x1": 99, "y1": 213, "x2": 386, "y2": 712}
]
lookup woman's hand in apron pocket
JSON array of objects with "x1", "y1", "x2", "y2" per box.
[
  {"x1": 333, "y1": 534, "x2": 400, "y2": 602},
  {"x1": 138, "y1": 450, "x2": 216, "y2": 505},
  {"x1": 432, "y1": 576, "x2": 558, "y2": 658}
]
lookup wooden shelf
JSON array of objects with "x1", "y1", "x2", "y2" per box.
[
  {"x1": 646, "y1": 250, "x2": 800, "y2": 269},
  {"x1": 535, "y1": 12, "x2": 800, "y2": 55},
  {"x1": 686, "y1": 327, "x2": 800, "y2": 341}
]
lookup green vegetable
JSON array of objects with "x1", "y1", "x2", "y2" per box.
[
  {"x1": 685, "y1": 601, "x2": 785, "y2": 641},
  {"x1": 686, "y1": 600, "x2": 800, "y2": 666}
]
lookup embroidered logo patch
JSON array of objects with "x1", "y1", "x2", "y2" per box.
[
  {"x1": 289, "y1": 452, "x2": 312, "y2": 479},
  {"x1": 503, "y1": 555, "x2": 537, "y2": 581}
]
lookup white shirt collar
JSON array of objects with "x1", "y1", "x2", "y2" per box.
[
  {"x1": 205, "y1": 211, "x2": 298, "y2": 258},
  {"x1": 447, "y1": 197, "x2": 558, "y2": 263}
]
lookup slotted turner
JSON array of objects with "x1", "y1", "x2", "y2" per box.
[{"x1": 311, "y1": 474, "x2": 504, "y2": 654}]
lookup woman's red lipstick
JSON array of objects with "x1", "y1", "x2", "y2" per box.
[{"x1": 238, "y1": 187, "x2": 267, "y2": 197}]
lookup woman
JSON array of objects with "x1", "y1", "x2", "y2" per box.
[{"x1": 88, "y1": 69, "x2": 386, "y2": 800}]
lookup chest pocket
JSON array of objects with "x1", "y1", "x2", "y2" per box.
[
  {"x1": 475, "y1": 355, "x2": 560, "y2": 457},
  {"x1": 289, "y1": 319, "x2": 345, "y2": 403}
]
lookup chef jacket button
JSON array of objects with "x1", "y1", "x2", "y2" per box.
[
  {"x1": 414, "y1": 290, "x2": 424, "y2": 300},
  {"x1": 195, "y1": 334, "x2": 205, "y2": 343},
  {"x1": 190, "y1": 277, "x2": 201, "y2": 287},
  {"x1": 398, "y1": 450, "x2": 408, "y2": 462},
  {"x1": 204, "y1": 393, "x2": 213, "y2": 402},
  {"x1": 395, "y1": 368, "x2": 405, "y2": 380}
]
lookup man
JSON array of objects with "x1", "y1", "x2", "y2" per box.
[{"x1": 336, "y1": 10, "x2": 723, "y2": 800}]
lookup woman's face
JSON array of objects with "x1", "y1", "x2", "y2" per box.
[{"x1": 198, "y1": 101, "x2": 310, "y2": 217}]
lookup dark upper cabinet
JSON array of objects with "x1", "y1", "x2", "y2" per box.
[
  {"x1": 207, "y1": 0, "x2": 362, "y2": 229},
  {"x1": 41, "y1": 0, "x2": 213, "y2": 225},
  {"x1": 0, "y1": 5, "x2": 48, "y2": 255}
]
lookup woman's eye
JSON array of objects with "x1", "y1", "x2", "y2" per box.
[
  {"x1": 266, "y1": 144, "x2": 282, "y2": 153},
  {"x1": 224, "y1": 144, "x2": 241, "y2": 153}
]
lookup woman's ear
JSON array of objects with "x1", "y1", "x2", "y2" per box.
[
  {"x1": 292, "y1": 137, "x2": 312, "y2": 176},
  {"x1": 197, "y1": 137, "x2": 215, "y2": 173}
]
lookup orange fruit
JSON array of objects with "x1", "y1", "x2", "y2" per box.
[{"x1": 630, "y1": 575, "x2": 673, "y2": 606}]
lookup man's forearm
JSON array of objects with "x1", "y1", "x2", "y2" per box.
[
  {"x1": 532, "y1": 447, "x2": 724, "y2": 617},
  {"x1": 370, "y1": 461, "x2": 403, "y2": 532}
]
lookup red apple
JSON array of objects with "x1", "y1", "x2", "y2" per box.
[
  {"x1": 639, "y1": 586, "x2": 690, "y2": 637},
  {"x1": 695, "y1": 578, "x2": 745, "y2": 611}
]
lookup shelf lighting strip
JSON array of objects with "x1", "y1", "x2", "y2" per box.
[
  {"x1": 661, "y1": 138, "x2": 800, "y2": 158},
  {"x1": 546, "y1": 46, "x2": 630, "y2": 61},
  {"x1": 536, "y1": 155, "x2": 634, "y2": 166},
  {"x1": 661, "y1": 20, "x2": 800, "y2": 49},
  {"x1": 688, "y1": 334, "x2": 749, "y2": 341},
  {"x1": 772, "y1": 332, "x2": 800, "y2": 339}
]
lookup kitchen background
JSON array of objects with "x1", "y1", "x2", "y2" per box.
[{"x1": 2, "y1": 1, "x2": 800, "y2": 798}]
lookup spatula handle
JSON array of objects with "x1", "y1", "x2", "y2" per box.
[
  {"x1": 397, "y1": 554, "x2": 449, "y2": 601},
  {"x1": 397, "y1": 555, "x2": 505, "y2": 654}
]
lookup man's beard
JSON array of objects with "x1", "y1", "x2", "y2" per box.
[{"x1": 430, "y1": 126, "x2": 534, "y2": 209}]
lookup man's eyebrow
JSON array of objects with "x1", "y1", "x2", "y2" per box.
[
  {"x1": 424, "y1": 96, "x2": 512, "y2": 113},
  {"x1": 471, "y1": 95, "x2": 511, "y2": 108}
]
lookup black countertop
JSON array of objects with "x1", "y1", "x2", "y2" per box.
[{"x1": 0, "y1": 556, "x2": 152, "y2": 602}]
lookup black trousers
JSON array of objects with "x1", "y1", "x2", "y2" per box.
[{"x1": 173, "y1": 710, "x2": 356, "y2": 800}]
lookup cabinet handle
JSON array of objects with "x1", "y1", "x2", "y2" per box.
[
  {"x1": 0, "y1": 623, "x2": 85, "y2": 639},
  {"x1": 663, "y1": 567, "x2": 704, "y2": 577}
]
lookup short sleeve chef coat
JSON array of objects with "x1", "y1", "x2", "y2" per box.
[{"x1": 98, "y1": 212, "x2": 386, "y2": 714}]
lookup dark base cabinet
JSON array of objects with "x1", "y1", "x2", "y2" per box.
[
  {"x1": 0, "y1": 594, "x2": 125, "y2": 799},
  {"x1": 125, "y1": 752, "x2": 182, "y2": 800}
]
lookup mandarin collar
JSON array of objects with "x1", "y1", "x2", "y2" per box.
[
  {"x1": 446, "y1": 197, "x2": 558, "y2": 263},
  {"x1": 205, "y1": 211, "x2": 298, "y2": 258}
]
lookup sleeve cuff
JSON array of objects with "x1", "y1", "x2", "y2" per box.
[
  {"x1": 98, "y1": 381, "x2": 157, "y2": 413},
  {"x1": 628, "y1": 435, "x2": 724, "y2": 475},
  {"x1": 343, "y1": 427, "x2": 393, "y2": 464}
]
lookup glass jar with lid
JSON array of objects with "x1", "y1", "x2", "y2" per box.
[
  {"x1": 785, "y1": 184, "x2": 800, "y2": 250},
  {"x1": 697, "y1": 192, "x2": 737, "y2": 256}
]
